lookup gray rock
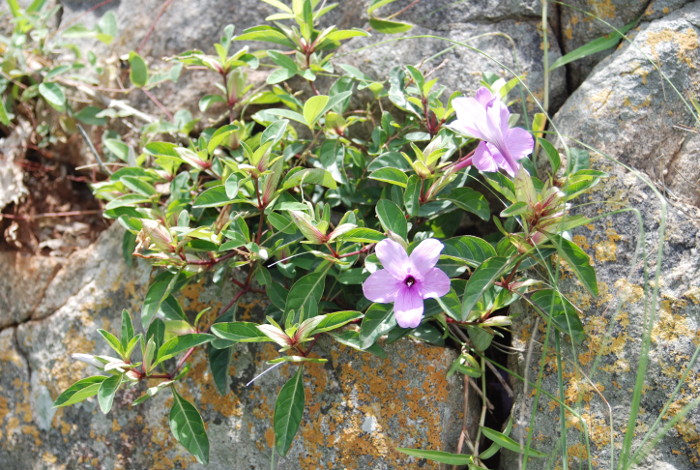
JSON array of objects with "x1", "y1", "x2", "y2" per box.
[
  {"x1": 0, "y1": 225, "x2": 471, "y2": 469},
  {"x1": 554, "y1": 1, "x2": 700, "y2": 206},
  {"x1": 501, "y1": 5, "x2": 700, "y2": 467},
  {"x1": 342, "y1": 18, "x2": 567, "y2": 112},
  {"x1": 502, "y1": 159, "x2": 700, "y2": 469},
  {"x1": 56, "y1": 0, "x2": 566, "y2": 114},
  {"x1": 558, "y1": 0, "x2": 693, "y2": 89}
]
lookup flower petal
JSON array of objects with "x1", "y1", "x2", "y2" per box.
[
  {"x1": 449, "y1": 97, "x2": 487, "y2": 140},
  {"x1": 374, "y1": 238, "x2": 410, "y2": 279},
  {"x1": 505, "y1": 127, "x2": 534, "y2": 161},
  {"x1": 473, "y1": 141, "x2": 500, "y2": 173},
  {"x1": 394, "y1": 285, "x2": 424, "y2": 328},
  {"x1": 474, "y1": 87, "x2": 495, "y2": 107},
  {"x1": 418, "y1": 267, "x2": 451, "y2": 299},
  {"x1": 362, "y1": 269, "x2": 402, "y2": 303},
  {"x1": 409, "y1": 238, "x2": 444, "y2": 276}
]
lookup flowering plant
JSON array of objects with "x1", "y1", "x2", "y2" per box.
[{"x1": 52, "y1": 0, "x2": 605, "y2": 466}]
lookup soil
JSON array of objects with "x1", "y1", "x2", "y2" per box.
[{"x1": 0, "y1": 143, "x2": 109, "y2": 256}]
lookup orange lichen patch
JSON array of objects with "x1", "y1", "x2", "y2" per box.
[
  {"x1": 22, "y1": 424, "x2": 42, "y2": 446},
  {"x1": 588, "y1": 88, "x2": 613, "y2": 116},
  {"x1": 0, "y1": 396, "x2": 9, "y2": 422},
  {"x1": 42, "y1": 451, "x2": 58, "y2": 464},
  {"x1": 594, "y1": 238, "x2": 617, "y2": 262},
  {"x1": 613, "y1": 279, "x2": 644, "y2": 304},
  {"x1": 51, "y1": 330, "x2": 96, "y2": 393},
  {"x1": 652, "y1": 301, "x2": 696, "y2": 343},
  {"x1": 589, "y1": 0, "x2": 617, "y2": 19},
  {"x1": 579, "y1": 410, "x2": 613, "y2": 450},
  {"x1": 645, "y1": 27, "x2": 699, "y2": 67},
  {"x1": 264, "y1": 427, "x2": 275, "y2": 449},
  {"x1": 567, "y1": 442, "x2": 589, "y2": 464},
  {"x1": 682, "y1": 286, "x2": 700, "y2": 304},
  {"x1": 0, "y1": 344, "x2": 26, "y2": 368},
  {"x1": 573, "y1": 234, "x2": 590, "y2": 251},
  {"x1": 622, "y1": 95, "x2": 652, "y2": 112},
  {"x1": 293, "y1": 341, "x2": 454, "y2": 469}
]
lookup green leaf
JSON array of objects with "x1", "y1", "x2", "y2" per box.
[
  {"x1": 142, "y1": 271, "x2": 179, "y2": 326},
  {"x1": 169, "y1": 389, "x2": 209, "y2": 464},
  {"x1": 53, "y1": 376, "x2": 106, "y2": 407},
  {"x1": 98, "y1": 373, "x2": 123, "y2": 414},
  {"x1": 311, "y1": 310, "x2": 363, "y2": 335},
  {"x1": 531, "y1": 290, "x2": 585, "y2": 343},
  {"x1": 98, "y1": 329, "x2": 124, "y2": 357},
  {"x1": 548, "y1": 234, "x2": 598, "y2": 296},
  {"x1": 281, "y1": 168, "x2": 338, "y2": 190},
  {"x1": 224, "y1": 172, "x2": 239, "y2": 199},
  {"x1": 74, "y1": 106, "x2": 107, "y2": 126},
  {"x1": 199, "y1": 94, "x2": 225, "y2": 112},
  {"x1": 376, "y1": 199, "x2": 407, "y2": 240},
  {"x1": 192, "y1": 185, "x2": 232, "y2": 208},
  {"x1": 500, "y1": 201, "x2": 529, "y2": 218},
  {"x1": 0, "y1": 97, "x2": 11, "y2": 126},
  {"x1": 236, "y1": 26, "x2": 295, "y2": 48},
  {"x1": 397, "y1": 448, "x2": 471, "y2": 465},
  {"x1": 480, "y1": 426, "x2": 547, "y2": 458},
  {"x1": 261, "y1": 119, "x2": 289, "y2": 145},
  {"x1": 336, "y1": 227, "x2": 385, "y2": 244},
  {"x1": 128, "y1": 51, "x2": 149, "y2": 87},
  {"x1": 359, "y1": 303, "x2": 396, "y2": 348},
  {"x1": 120, "y1": 309, "x2": 135, "y2": 350},
  {"x1": 443, "y1": 236, "x2": 497, "y2": 268},
  {"x1": 208, "y1": 345, "x2": 231, "y2": 395},
  {"x1": 284, "y1": 271, "x2": 327, "y2": 324},
  {"x1": 369, "y1": 167, "x2": 408, "y2": 188},
  {"x1": 461, "y1": 257, "x2": 510, "y2": 321},
  {"x1": 274, "y1": 366, "x2": 305, "y2": 456},
  {"x1": 549, "y1": 20, "x2": 636, "y2": 70},
  {"x1": 207, "y1": 123, "x2": 240, "y2": 154},
  {"x1": 367, "y1": 0, "x2": 400, "y2": 15},
  {"x1": 38, "y1": 82, "x2": 66, "y2": 110},
  {"x1": 211, "y1": 322, "x2": 270, "y2": 342},
  {"x1": 537, "y1": 138, "x2": 560, "y2": 174},
  {"x1": 120, "y1": 175, "x2": 156, "y2": 197},
  {"x1": 154, "y1": 334, "x2": 213, "y2": 367},
  {"x1": 403, "y1": 175, "x2": 420, "y2": 217},
  {"x1": 369, "y1": 17, "x2": 413, "y2": 34},
  {"x1": 303, "y1": 95, "x2": 329, "y2": 128},
  {"x1": 444, "y1": 187, "x2": 490, "y2": 221},
  {"x1": 104, "y1": 139, "x2": 131, "y2": 162},
  {"x1": 566, "y1": 148, "x2": 590, "y2": 174}
]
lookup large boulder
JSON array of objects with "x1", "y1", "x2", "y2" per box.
[
  {"x1": 0, "y1": 225, "x2": 470, "y2": 469},
  {"x1": 502, "y1": 3, "x2": 700, "y2": 468},
  {"x1": 558, "y1": 0, "x2": 693, "y2": 89},
  {"x1": 554, "y1": 2, "x2": 700, "y2": 206},
  {"x1": 56, "y1": 0, "x2": 567, "y2": 113}
]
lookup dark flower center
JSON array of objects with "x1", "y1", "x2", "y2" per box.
[{"x1": 404, "y1": 275, "x2": 416, "y2": 287}]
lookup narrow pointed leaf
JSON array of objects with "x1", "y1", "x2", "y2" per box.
[
  {"x1": 169, "y1": 390, "x2": 209, "y2": 464},
  {"x1": 397, "y1": 448, "x2": 471, "y2": 465},
  {"x1": 274, "y1": 366, "x2": 305, "y2": 456},
  {"x1": 53, "y1": 376, "x2": 106, "y2": 407},
  {"x1": 461, "y1": 257, "x2": 510, "y2": 321},
  {"x1": 154, "y1": 334, "x2": 213, "y2": 367},
  {"x1": 480, "y1": 426, "x2": 547, "y2": 458},
  {"x1": 548, "y1": 234, "x2": 598, "y2": 296},
  {"x1": 97, "y1": 373, "x2": 123, "y2": 414}
]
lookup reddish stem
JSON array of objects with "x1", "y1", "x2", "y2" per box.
[{"x1": 337, "y1": 244, "x2": 374, "y2": 259}]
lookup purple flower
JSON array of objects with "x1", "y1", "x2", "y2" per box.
[
  {"x1": 362, "y1": 238, "x2": 451, "y2": 328},
  {"x1": 449, "y1": 87, "x2": 534, "y2": 177}
]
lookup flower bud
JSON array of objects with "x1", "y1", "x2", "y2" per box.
[
  {"x1": 139, "y1": 219, "x2": 174, "y2": 252},
  {"x1": 290, "y1": 211, "x2": 327, "y2": 244}
]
